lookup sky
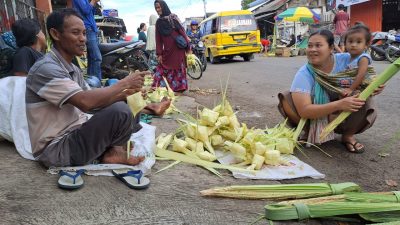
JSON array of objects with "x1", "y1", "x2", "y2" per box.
[{"x1": 101, "y1": 0, "x2": 242, "y2": 36}]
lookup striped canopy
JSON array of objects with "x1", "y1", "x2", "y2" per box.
[{"x1": 275, "y1": 7, "x2": 320, "y2": 23}]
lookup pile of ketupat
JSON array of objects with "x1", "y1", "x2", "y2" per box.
[
  {"x1": 128, "y1": 75, "x2": 178, "y2": 116},
  {"x1": 125, "y1": 76, "x2": 178, "y2": 157},
  {"x1": 155, "y1": 88, "x2": 306, "y2": 175}
]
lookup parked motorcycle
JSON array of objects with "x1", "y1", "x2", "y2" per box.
[
  {"x1": 276, "y1": 38, "x2": 291, "y2": 46},
  {"x1": 99, "y1": 40, "x2": 149, "y2": 80},
  {"x1": 369, "y1": 32, "x2": 389, "y2": 61},
  {"x1": 385, "y1": 33, "x2": 400, "y2": 63},
  {"x1": 190, "y1": 37, "x2": 207, "y2": 72}
]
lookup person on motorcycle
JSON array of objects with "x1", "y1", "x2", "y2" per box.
[
  {"x1": 186, "y1": 20, "x2": 203, "y2": 44},
  {"x1": 186, "y1": 19, "x2": 207, "y2": 73}
]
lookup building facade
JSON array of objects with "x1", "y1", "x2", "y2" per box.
[
  {"x1": 250, "y1": 0, "x2": 399, "y2": 39},
  {"x1": 250, "y1": 0, "x2": 330, "y2": 39},
  {"x1": 0, "y1": 0, "x2": 52, "y2": 32},
  {"x1": 350, "y1": 0, "x2": 400, "y2": 32}
]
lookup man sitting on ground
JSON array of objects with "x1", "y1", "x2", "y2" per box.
[
  {"x1": 26, "y1": 8, "x2": 147, "y2": 167},
  {"x1": 12, "y1": 17, "x2": 170, "y2": 117}
]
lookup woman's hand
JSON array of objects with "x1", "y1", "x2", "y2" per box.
[
  {"x1": 372, "y1": 84, "x2": 385, "y2": 96},
  {"x1": 340, "y1": 88, "x2": 354, "y2": 97},
  {"x1": 157, "y1": 55, "x2": 162, "y2": 64},
  {"x1": 337, "y1": 95, "x2": 365, "y2": 112}
]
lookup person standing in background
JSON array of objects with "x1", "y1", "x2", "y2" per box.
[
  {"x1": 146, "y1": 15, "x2": 158, "y2": 72},
  {"x1": 138, "y1": 23, "x2": 147, "y2": 43},
  {"x1": 72, "y1": 0, "x2": 102, "y2": 80},
  {"x1": 152, "y1": 0, "x2": 190, "y2": 93},
  {"x1": 333, "y1": 4, "x2": 350, "y2": 53}
]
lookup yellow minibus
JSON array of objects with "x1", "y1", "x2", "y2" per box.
[{"x1": 199, "y1": 10, "x2": 260, "y2": 63}]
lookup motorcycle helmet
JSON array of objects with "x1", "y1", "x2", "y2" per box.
[
  {"x1": 190, "y1": 20, "x2": 198, "y2": 26},
  {"x1": 85, "y1": 76, "x2": 102, "y2": 88}
]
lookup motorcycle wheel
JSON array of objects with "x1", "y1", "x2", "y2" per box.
[
  {"x1": 385, "y1": 43, "x2": 400, "y2": 63},
  {"x1": 369, "y1": 46, "x2": 386, "y2": 61},
  {"x1": 125, "y1": 50, "x2": 150, "y2": 72},
  {"x1": 102, "y1": 62, "x2": 130, "y2": 80},
  {"x1": 187, "y1": 59, "x2": 203, "y2": 80},
  {"x1": 109, "y1": 69, "x2": 130, "y2": 80}
]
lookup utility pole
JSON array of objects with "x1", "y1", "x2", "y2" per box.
[{"x1": 203, "y1": 0, "x2": 207, "y2": 18}]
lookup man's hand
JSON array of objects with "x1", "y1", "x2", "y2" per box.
[
  {"x1": 116, "y1": 71, "x2": 150, "y2": 100},
  {"x1": 121, "y1": 71, "x2": 149, "y2": 90}
]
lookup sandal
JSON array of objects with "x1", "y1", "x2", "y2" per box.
[
  {"x1": 58, "y1": 169, "x2": 85, "y2": 190},
  {"x1": 140, "y1": 114, "x2": 153, "y2": 124},
  {"x1": 343, "y1": 142, "x2": 365, "y2": 154},
  {"x1": 112, "y1": 169, "x2": 150, "y2": 190}
]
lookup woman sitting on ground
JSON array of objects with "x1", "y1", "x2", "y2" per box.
[
  {"x1": 278, "y1": 29, "x2": 384, "y2": 153},
  {"x1": 12, "y1": 18, "x2": 47, "y2": 76}
]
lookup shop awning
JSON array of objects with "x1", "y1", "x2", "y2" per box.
[
  {"x1": 253, "y1": 0, "x2": 288, "y2": 20},
  {"x1": 248, "y1": 0, "x2": 269, "y2": 8},
  {"x1": 336, "y1": 0, "x2": 370, "y2": 6},
  {"x1": 255, "y1": 12, "x2": 275, "y2": 20},
  {"x1": 248, "y1": 0, "x2": 272, "y2": 12}
]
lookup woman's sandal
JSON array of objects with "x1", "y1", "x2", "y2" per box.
[{"x1": 342, "y1": 142, "x2": 365, "y2": 154}]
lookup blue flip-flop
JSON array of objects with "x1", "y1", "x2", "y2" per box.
[
  {"x1": 57, "y1": 169, "x2": 85, "y2": 190},
  {"x1": 112, "y1": 169, "x2": 150, "y2": 190}
]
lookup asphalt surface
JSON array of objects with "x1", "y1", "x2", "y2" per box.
[
  {"x1": 1, "y1": 55, "x2": 399, "y2": 225},
  {"x1": 190, "y1": 54, "x2": 400, "y2": 191}
]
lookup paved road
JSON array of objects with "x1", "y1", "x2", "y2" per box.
[
  {"x1": 189, "y1": 55, "x2": 400, "y2": 190},
  {"x1": 1, "y1": 55, "x2": 399, "y2": 225}
]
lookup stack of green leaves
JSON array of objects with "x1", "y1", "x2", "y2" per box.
[
  {"x1": 320, "y1": 57, "x2": 400, "y2": 139},
  {"x1": 200, "y1": 182, "x2": 361, "y2": 200},
  {"x1": 264, "y1": 191, "x2": 400, "y2": 223},
  {"x1": 369, "y1": 221, "x2": 400, "y2": 225}
]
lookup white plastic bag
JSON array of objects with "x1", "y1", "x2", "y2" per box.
[{"x1": 0, "y1": 77, "x2": 34, "y2": 160}]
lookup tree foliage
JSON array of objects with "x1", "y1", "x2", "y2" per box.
[{"x1": 241, "y1": 0, "x2": 253, "y2": 9}]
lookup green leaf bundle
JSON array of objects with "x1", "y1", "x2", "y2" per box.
[
  {"x1": 320, "y1": 58, "x2": 400, "y2": 140},
  {"x1": 200, "y1": 182, "x2": 361, "y2": 200}
]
